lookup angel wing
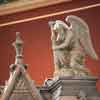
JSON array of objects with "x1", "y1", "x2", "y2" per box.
[{"x1": 66, "y1": 15, "x2": 99, "y2": 60}]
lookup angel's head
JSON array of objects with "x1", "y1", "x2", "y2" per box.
[
  {"x1": 53, "y1": 20, "x2": 70, "y2": 41},
  {"x1": 54, "y1": 20, "x2": 69, "y2": 32}
]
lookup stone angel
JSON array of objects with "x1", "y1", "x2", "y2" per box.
[{"x1": 48, "y1": 15, "x2": 99, "y2": 77}]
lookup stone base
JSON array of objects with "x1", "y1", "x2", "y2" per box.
[
  {"x1": 1, "y1": 76, "x2": 100, "y2": 100},
  {"x1": 42, "y1": 76, "x2": 100, "y2": 100}
]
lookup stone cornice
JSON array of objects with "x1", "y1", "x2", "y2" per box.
[{"x1": 0, "y1": 0, "x2": 71, "y2": 16}]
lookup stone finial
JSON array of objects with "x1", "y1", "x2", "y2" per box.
[{"x1": 12, "y1": 32, "x2": 24, "y2": 64}]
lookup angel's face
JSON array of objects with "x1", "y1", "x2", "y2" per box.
[{"x1": 53, "y1": 23, "x2": 65, "y2": 41}]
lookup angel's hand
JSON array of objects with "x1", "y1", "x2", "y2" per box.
[
  {"x1": 52, "y1": 45, "x2": 58, "y2": 50},
  {"x1": 48, "y1": 21, "x2": 55, "y2": 28}
]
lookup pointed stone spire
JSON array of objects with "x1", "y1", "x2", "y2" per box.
[{"x1": 2, "y1": 32, "x2": 43, "y2": 100}]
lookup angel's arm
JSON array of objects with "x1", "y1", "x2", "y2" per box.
[
  {"x1": 51, "y1": 28, "x2": 56, "y2": 41},
  {"x1": 48, "y1": 21, "x2": 56, "y2": 41},
  {"x1": 53, "y1": 30, "x2": 73, "y2": 50}
]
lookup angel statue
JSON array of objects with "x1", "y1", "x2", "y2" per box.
[{"x1": 48, "y1": 15, "x2": 99, "y2": 77}]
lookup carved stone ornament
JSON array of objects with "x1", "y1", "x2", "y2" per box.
[
  {"x1": 48, "y1": 15, "x2": 99, "y2": 77},
  {"x1": 1, "y1": 32, "x2": 43, "y2": 100}
]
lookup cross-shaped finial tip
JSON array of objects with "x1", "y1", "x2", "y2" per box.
[
  {"x1": 15, "y1": 32, "x2": 23, "y2": 44},
  {"x1": 16, "y1": 32, "x2": 20, "y2": 39},
  {"x1": 12, "y1": 32, "x2": 24, "y2": 57}
]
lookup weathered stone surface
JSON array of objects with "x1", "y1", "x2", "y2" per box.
[
  {"x1": 42, "y1": 76, "x2": 100, "y2": 100},
  {"x1": 1, "y1": 33, "x2": 43, "y2": 100},
  {"x1": 49, "y1": 15, "x2": 99, "y2": 77},
  {"x1": 1, "y1": 76, "x2": 100, "y2": 100}
]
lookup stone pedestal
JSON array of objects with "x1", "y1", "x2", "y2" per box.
[
  {"x1": 41, "y1": 76, "x2": 100, "y2": 100},
  {"x1": 1, "y1": 77, "x2": 100, "y2": 100}
]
